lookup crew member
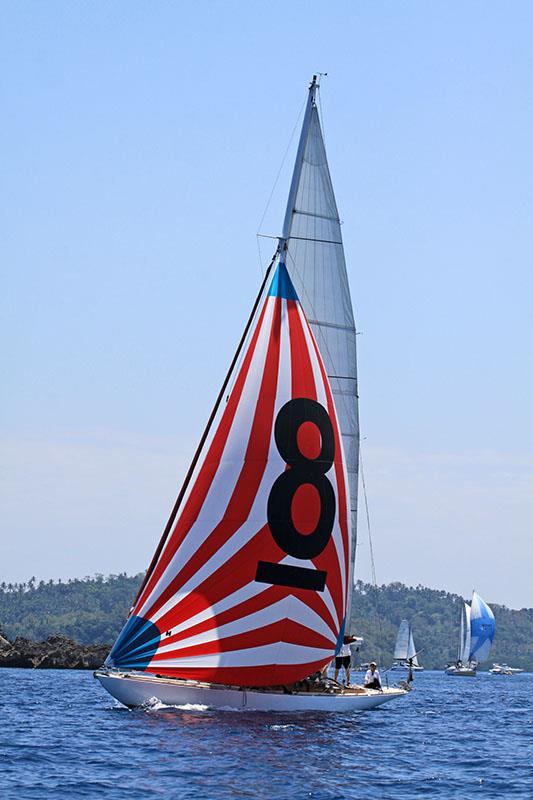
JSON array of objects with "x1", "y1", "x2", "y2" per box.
[
  {"x1": 364, "y1": 661, "x2": 382, "y2": 690},
  {"x1": 334, "y1": 634, "x2": 357, "y2": 685}
]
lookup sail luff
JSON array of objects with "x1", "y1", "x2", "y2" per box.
[{"x1": 283, "y1": 78, "x2": 360, "y2": 626}]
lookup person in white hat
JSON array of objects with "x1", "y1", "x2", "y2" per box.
[{"x1": 364, "y1": 661, "x2": 382, "y2": 690}]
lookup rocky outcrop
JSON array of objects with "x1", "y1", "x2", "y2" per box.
[{"x1": 0, "y1": 633, "x2": 110, "y2": 669}]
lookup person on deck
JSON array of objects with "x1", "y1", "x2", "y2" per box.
[
  {"x1": 333, "y1": 634, "x2": 358, "y2": 685},
  {"x1": 364, "y1": 662, "x2": 382, "y2": 690}
]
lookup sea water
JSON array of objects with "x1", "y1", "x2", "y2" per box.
[{"x1": 0, "y1": 668, "x2": 531, "y2": 799}]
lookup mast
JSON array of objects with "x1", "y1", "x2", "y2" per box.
[{"x1": 282, "y1": 76, "x2": 360, "y2": 625}]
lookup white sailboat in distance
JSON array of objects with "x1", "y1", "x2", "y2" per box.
[
  {"x1": 391, "y1": 620, "x2": 423, "y2": 672},
  {"x1": 95, "y1": 76, "x2": 407, "y2": 712}
]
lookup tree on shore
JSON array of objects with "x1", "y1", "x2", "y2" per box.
[{"x1": 0, "y1": 575, "x2": 531, "y2": 670}]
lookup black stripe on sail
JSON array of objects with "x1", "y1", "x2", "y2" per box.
[{"x1": 255, "y1": 561, "x2": 326, "y2": 591}]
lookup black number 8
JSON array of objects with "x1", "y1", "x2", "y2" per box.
[{"x1": 267, "y1": 398, "x2": 336, "y2": 560}]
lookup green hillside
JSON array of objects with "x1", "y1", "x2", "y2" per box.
[
  {"x1": 0, "y1": 575, "x2": 531, "y2": 670},
  {"x1": 350, "y1": 581, "x2": 533, "y2": 670},
  {"x1": 0, "y1": 574, "x2": 142, "y2": 646}
]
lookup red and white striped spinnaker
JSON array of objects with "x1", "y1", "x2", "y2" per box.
[{"x1": 107, "y1": 257, "x2": 351, "y2": 686}]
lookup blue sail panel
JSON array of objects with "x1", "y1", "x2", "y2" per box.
[
  {"x1": 469, "y1": 592, "x2": 495, "y2": 664},
  {"x1": 267, "y1": 260, "x2": 299, "y2": 301}
]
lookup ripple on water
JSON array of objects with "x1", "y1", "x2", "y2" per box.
[{"x1": 0, "y1": 669, "x2": 532, "y2": 799}]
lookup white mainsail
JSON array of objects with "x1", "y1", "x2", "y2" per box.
[
  {"x1": 461, "y1": 602, "x2": 472, "y2": 663},
  {"x1": 283, "y1": 77, "x2": 359, "y2": 625},
  {"x1": 393, "y1": 620, "x2": 410, "y2": 661},
  {"x1": 393, "y1": 620, "x2": 420, "y2": 666},
  {"x1": 407, "y1": 631, "x2": 419, "y2": 667}
]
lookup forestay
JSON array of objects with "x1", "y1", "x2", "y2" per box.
[
  {"x1": 283, "y1": 78, "x2": 359, "y2": 623},
  {"x1": 106, "y1": 259, "x2": 351, "y2": 686}
]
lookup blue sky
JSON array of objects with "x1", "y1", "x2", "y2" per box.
[{"x1": 2, "y1": 1, "x2": 532, "y2": 608}]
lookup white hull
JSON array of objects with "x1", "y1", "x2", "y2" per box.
[
  {"x1": 491, "y1": 663, "x2": 523, "y2": 674},
  {"x1": 445, "y1": 666, "x2": 476, "y2": 677},
  {"x1": 390, "y1": 663, "x2": 424, "y2": 672},
  {"x1": 95, "y1": 670, "x2": 407, "y2": 712}
]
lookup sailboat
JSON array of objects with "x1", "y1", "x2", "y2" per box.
[
  {"x1": 391, "y1": 620, "x2": 423, "y2": 672},
  {"x1": 445, "y1": 592, "x2": 495, "y2": 676},
  {"x1": 95, "y1": 77, "x2": 407, "y2": 712}
]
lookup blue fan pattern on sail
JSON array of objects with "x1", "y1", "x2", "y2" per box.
[{"x1": 106, "y1": 616, "x2": 160, "y2": 670}]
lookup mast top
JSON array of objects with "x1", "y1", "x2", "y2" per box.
[{"x1": 309, "y1": 73, "x2": 327, "y2": 97}]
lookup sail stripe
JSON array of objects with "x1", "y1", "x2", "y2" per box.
[
  {"x1": 138, "y1": 661, "x2": 331, "y2": 687},
  {"x1": 152, "y1": 619, "x2": 334, "y2": 660},
  {"x1": 287, "y1": 299, "x2": 316, "y2": 399},
  {"x1": 147, "y1": 644, "x2": 331, "y2": 669},
  {"x1": 156, "y1": 592, "x2": 336, "y2": 654}
]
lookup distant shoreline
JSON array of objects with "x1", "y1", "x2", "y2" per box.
[
  {"x1": 0, "y1": 633, "x2": 110, "y2": 670},
  {"x1": 1, "y1": 575, "x2": 532, "y2": 670}
]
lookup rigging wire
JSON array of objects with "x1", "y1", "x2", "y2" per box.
[
  {"x1": 255, "y1": 97, "x2": 306, "y2": 275},
  {"x1": 359, "y1": 446, "x2": 377, "y2": 588},
  {"x1": 359, "y1": 443, "x2": 386, "y2": 657}
]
